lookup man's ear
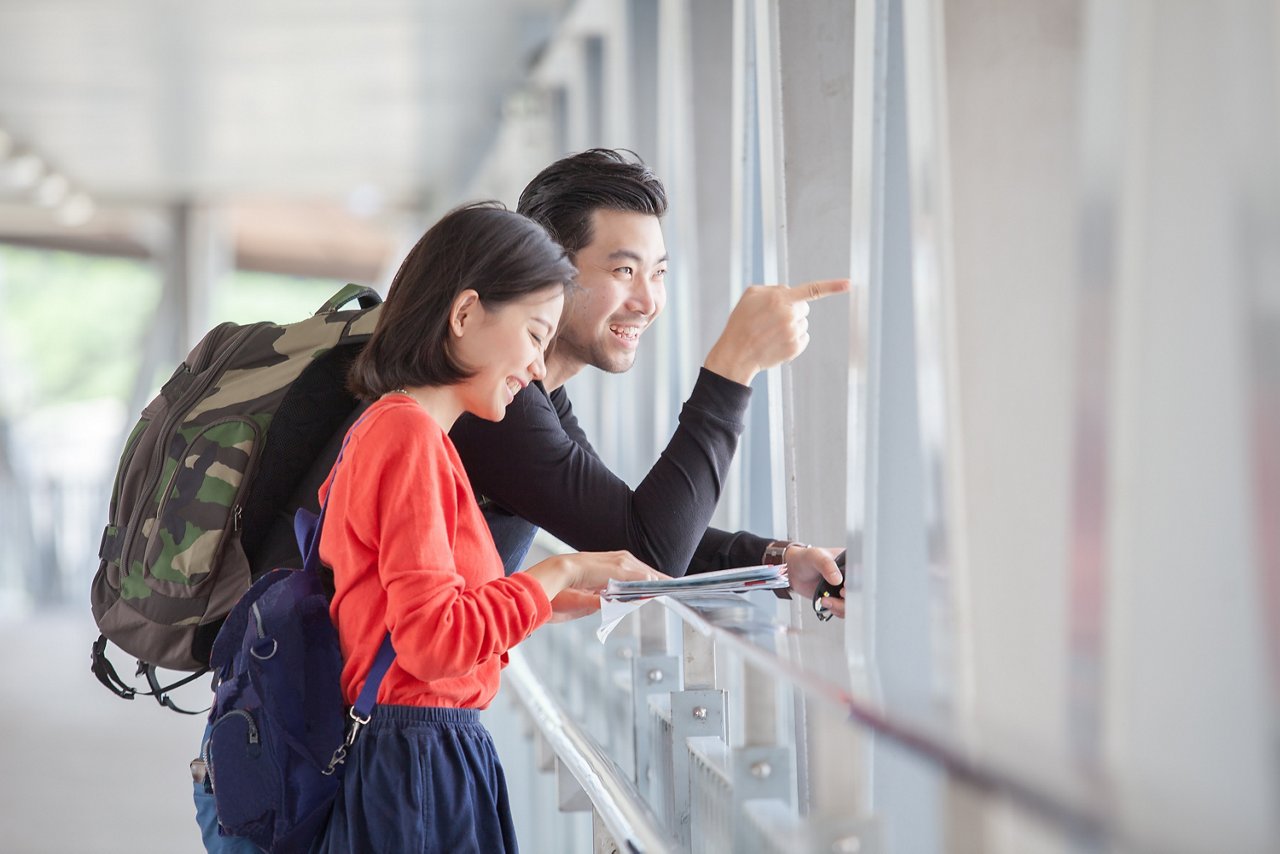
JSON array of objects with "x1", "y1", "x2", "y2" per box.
[{"x1": 450, "y1": 290, "x2": 481, "y2": 337}]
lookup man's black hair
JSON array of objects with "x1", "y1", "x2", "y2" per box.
[{"x1": 517, "y1": 148, "x2": 668, "y2": 256}]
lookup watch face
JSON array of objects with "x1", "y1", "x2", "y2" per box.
[{"x1": 764, "y1": 542, "x2": 790, "y2": 564}]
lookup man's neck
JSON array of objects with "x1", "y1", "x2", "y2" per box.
[{"x1": 542, "y1": 353, "x2": 584, "y2": 393}]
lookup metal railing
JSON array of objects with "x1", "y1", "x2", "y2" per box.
[
  {"x1": 489, "y1": 532, "x2": 1166, "y2": 853},
  {"x1": 504, "y1": 648, "x2": 678, "y2": 854}
]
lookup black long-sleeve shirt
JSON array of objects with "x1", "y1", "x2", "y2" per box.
[
  {"x1": 449, "y1": 368, "x2": 772, "y2": 577},
  {"x1": 252, "y1": 369, "x2": 772, "y2": 579}
]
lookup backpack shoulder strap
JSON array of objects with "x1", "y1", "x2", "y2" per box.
[
  {"x1": 352, "y1": 634, "x2": 396, "y2": 721},
  {"x1": 299, "y1": 410, "x2": 397, "y2": 724}
]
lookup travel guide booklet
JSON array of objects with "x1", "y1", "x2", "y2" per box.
[
  {"x1": 597, "y1": 564, "x2": 789, "y2": 641},
  {"x1": 602, "y1": 563, "x2": 789, "y2": 601}
]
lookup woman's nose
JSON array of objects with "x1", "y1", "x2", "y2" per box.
[{"x1": 529, "y1": 350, "x2": 547, "y2": 380}]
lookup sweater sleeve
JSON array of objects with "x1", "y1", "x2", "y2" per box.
[
  {"x1": 451, "y1": 368, "x2": 767, "y2": 577},
  {"x1": 688, "y1": 527, "x2": 774, "y2": 575},
  {"x1": 328, "y1": 408, "x2": 551, "y2": 684}
]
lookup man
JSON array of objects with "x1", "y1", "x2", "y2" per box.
[{"x1": 451, "y1": 149, "x2": 847, "y2": 613}]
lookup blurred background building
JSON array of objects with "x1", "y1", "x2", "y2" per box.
[{"x1": 0, "y1": 0, "x2": 1276, "y2": 852}]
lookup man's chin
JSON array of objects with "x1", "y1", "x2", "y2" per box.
[{"x1": 593, "y1": 351, "x2": 638, "y2": 374}]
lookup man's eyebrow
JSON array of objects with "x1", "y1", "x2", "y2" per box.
[{"x1": 606, "y1": 249, "x2": 670, "y2": 265}]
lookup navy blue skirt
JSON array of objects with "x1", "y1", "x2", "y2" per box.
[{"x1": 312, "y1": 706, "x2": 518, "y2": 854}]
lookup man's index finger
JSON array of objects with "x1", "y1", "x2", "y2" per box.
[{"x1": 792, "y1": 278, "x2": 851, "y2": 302}]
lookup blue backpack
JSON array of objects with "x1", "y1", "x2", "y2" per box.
[{"x1": 202, "y1": 430, "x2": 394, "y2": 854}]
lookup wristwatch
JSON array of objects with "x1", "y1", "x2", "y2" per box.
[{"x1": 763, "y1": 540, "x2": 808, "y2": 565}]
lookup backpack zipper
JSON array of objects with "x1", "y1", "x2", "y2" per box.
[
  {"x1": 117, "y1": 322, "x2": 270, "y2": 579},
  {"x1": 250, "y1": 601, "x2": 266, "y2": 640},
  {"x1": 214, "y1": 708, "x2": 259, "y2": 744},
  {"x1": 106, "y1": 420, "x2": 150, "y2": 525},
  {"x1": 203, "y1": 708, "x2": 261, "y2": 793},
  {"x1": 248, "y1": 600, "x2": 278, "y2": 659}
]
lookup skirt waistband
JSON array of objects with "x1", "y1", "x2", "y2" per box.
[{"x1": 366, "y1": 705, "x2": 481, "y2": 725}]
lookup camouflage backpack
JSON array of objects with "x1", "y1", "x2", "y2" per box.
[{"x1": 90, "y1": 284, "x2": 382, "y2": 712}]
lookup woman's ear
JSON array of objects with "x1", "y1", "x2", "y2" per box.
[{"x1": 450, "y1": 289, "x2": 481, "y2": 337}]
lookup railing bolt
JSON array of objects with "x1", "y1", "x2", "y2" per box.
[
  {"x1": 692, "y1": 706, "x2": 707, "y2": 720},
  {"x1": 750, "y1": 760, "x2": 772, "y2": 779},
  {"x1": 647, "y1": 668, "x2": 663, "y2": 683},
  {"x1": 617, "y1": 647, "x2": 634, "y2": 660}
]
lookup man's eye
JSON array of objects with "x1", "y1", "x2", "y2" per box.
[
  {"x1": 615, "y1": 266, "x2": 633, "y2": 276},
  {"x1": 654, "y1": 269, "x2": 667, "y2": 279}
]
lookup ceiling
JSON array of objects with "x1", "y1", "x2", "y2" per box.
[{"x1": 0, "y1": 0, "x2": 571, "y2": 277}]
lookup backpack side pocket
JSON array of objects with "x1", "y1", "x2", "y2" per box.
[
  {"x1": 143, "y1": 416, "x2": 262, "y2": 596},
  {"x1": 206, "y1": 677, "x2": 280, "y2": 844}
]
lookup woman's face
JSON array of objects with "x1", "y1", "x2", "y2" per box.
[{"x1": 453, "y1": 285, "x2": 565, "y2": 421}]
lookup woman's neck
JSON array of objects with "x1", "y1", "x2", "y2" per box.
[{"x1": 388, "y1": 385, "x2": 465, "y2": 433}]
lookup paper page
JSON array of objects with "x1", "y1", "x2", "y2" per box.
[{"x1": 597, "y1": 595, "x2": 652, "y2": 642}]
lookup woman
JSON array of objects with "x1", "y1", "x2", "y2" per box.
[{"x1": 312, "y1": 202, "x2": 660, "y2": 852}]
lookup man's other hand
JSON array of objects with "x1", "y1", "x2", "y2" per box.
[
  {"x1": 785, "y1": 546, "x2": 846, "y2": 620},
  {"x1": 703, "y1": 278, "x2": 851, "y2": 386}
]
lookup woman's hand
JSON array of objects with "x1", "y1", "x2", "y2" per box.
[
  {"x1": 525, "y1": 550, "x2": 665, "y2": 602},
  {"x1": 559, "y1": 550, "x2": 664, "y2": 591},
  {"x1": 548, "y1": 589, "x2": 602, "y2": 623}
]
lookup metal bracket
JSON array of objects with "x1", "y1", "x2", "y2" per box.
[
  {"x1": 730, "y1": 744, "x2": 793, "y2": 802},
  {"x1": 731, "y1": 744, "x2": 795, "y2": 852},
  {"x1": 556, "y1": 756, "x2": 592, "y2": 813}
]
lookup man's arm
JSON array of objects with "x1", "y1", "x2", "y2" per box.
[
  {"x1": 687, "y1": 526, "x2": 772, "y2": 574},
  {"x1": 547, "y1": 383, "x2": 770, "y2": 572},
  {"x1": 527, "y1": 277, "x2": 852, "y2": 574},
  {"x1": 452, "y1": 369, "x2": 760, "y2": 576}
]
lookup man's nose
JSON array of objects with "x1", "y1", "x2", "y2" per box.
[{"x1": 625, "y1": 276, "x2": 659, "y2": 317}]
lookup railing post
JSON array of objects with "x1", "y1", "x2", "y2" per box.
[
  {"x1": 663, "y1": 687, "x2": 726, "y2": 847},
  {"x1": 631, "y1": 653, "x2": 679, "y2": 799},
  {"x1": 730, "y1": 661, "x2": 794, "y2": 851},
  {"x1": 592, "y1": 809, "x2": 624, "y2": 854},
  {"x1": 604, "y1": 626, "x2": 640, "y2": 777}
]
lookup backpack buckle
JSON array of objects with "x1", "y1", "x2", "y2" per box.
[
  {"x1": 323, "y1": 707, "x2": 372, "y2": 776},
  {"x1": 345, "y1": 707, "x2": 371, "y2": 747}
]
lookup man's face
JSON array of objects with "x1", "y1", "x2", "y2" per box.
[{"x1": 552, "y1": 209, "x2": 667, "y2": 377}]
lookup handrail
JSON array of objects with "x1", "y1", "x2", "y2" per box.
[
  {"x1": 524, "y1": 531, "x2": 1129, "y2": 851},
  {"x1": 504, "y1": 647, "x2": 678, "y2": 854},
  {"x1": 661, "y1": 597, "x2": 1118, "y2": 848}
]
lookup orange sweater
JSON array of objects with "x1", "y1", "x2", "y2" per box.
[{"x1": 319, "y1": 395, "x2": 551, "y2": 708}]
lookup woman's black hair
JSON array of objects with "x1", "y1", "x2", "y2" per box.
[
  {"x1": 516, "y1": 149, "x2": 667, "y2": 256},
  {"x1": 349, "y1": 201, "x2": 575, "y2": 400}
]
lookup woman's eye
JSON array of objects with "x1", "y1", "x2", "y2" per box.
[{"x1": 530, "y1": 332, "x2": 544, "y2": 346}]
